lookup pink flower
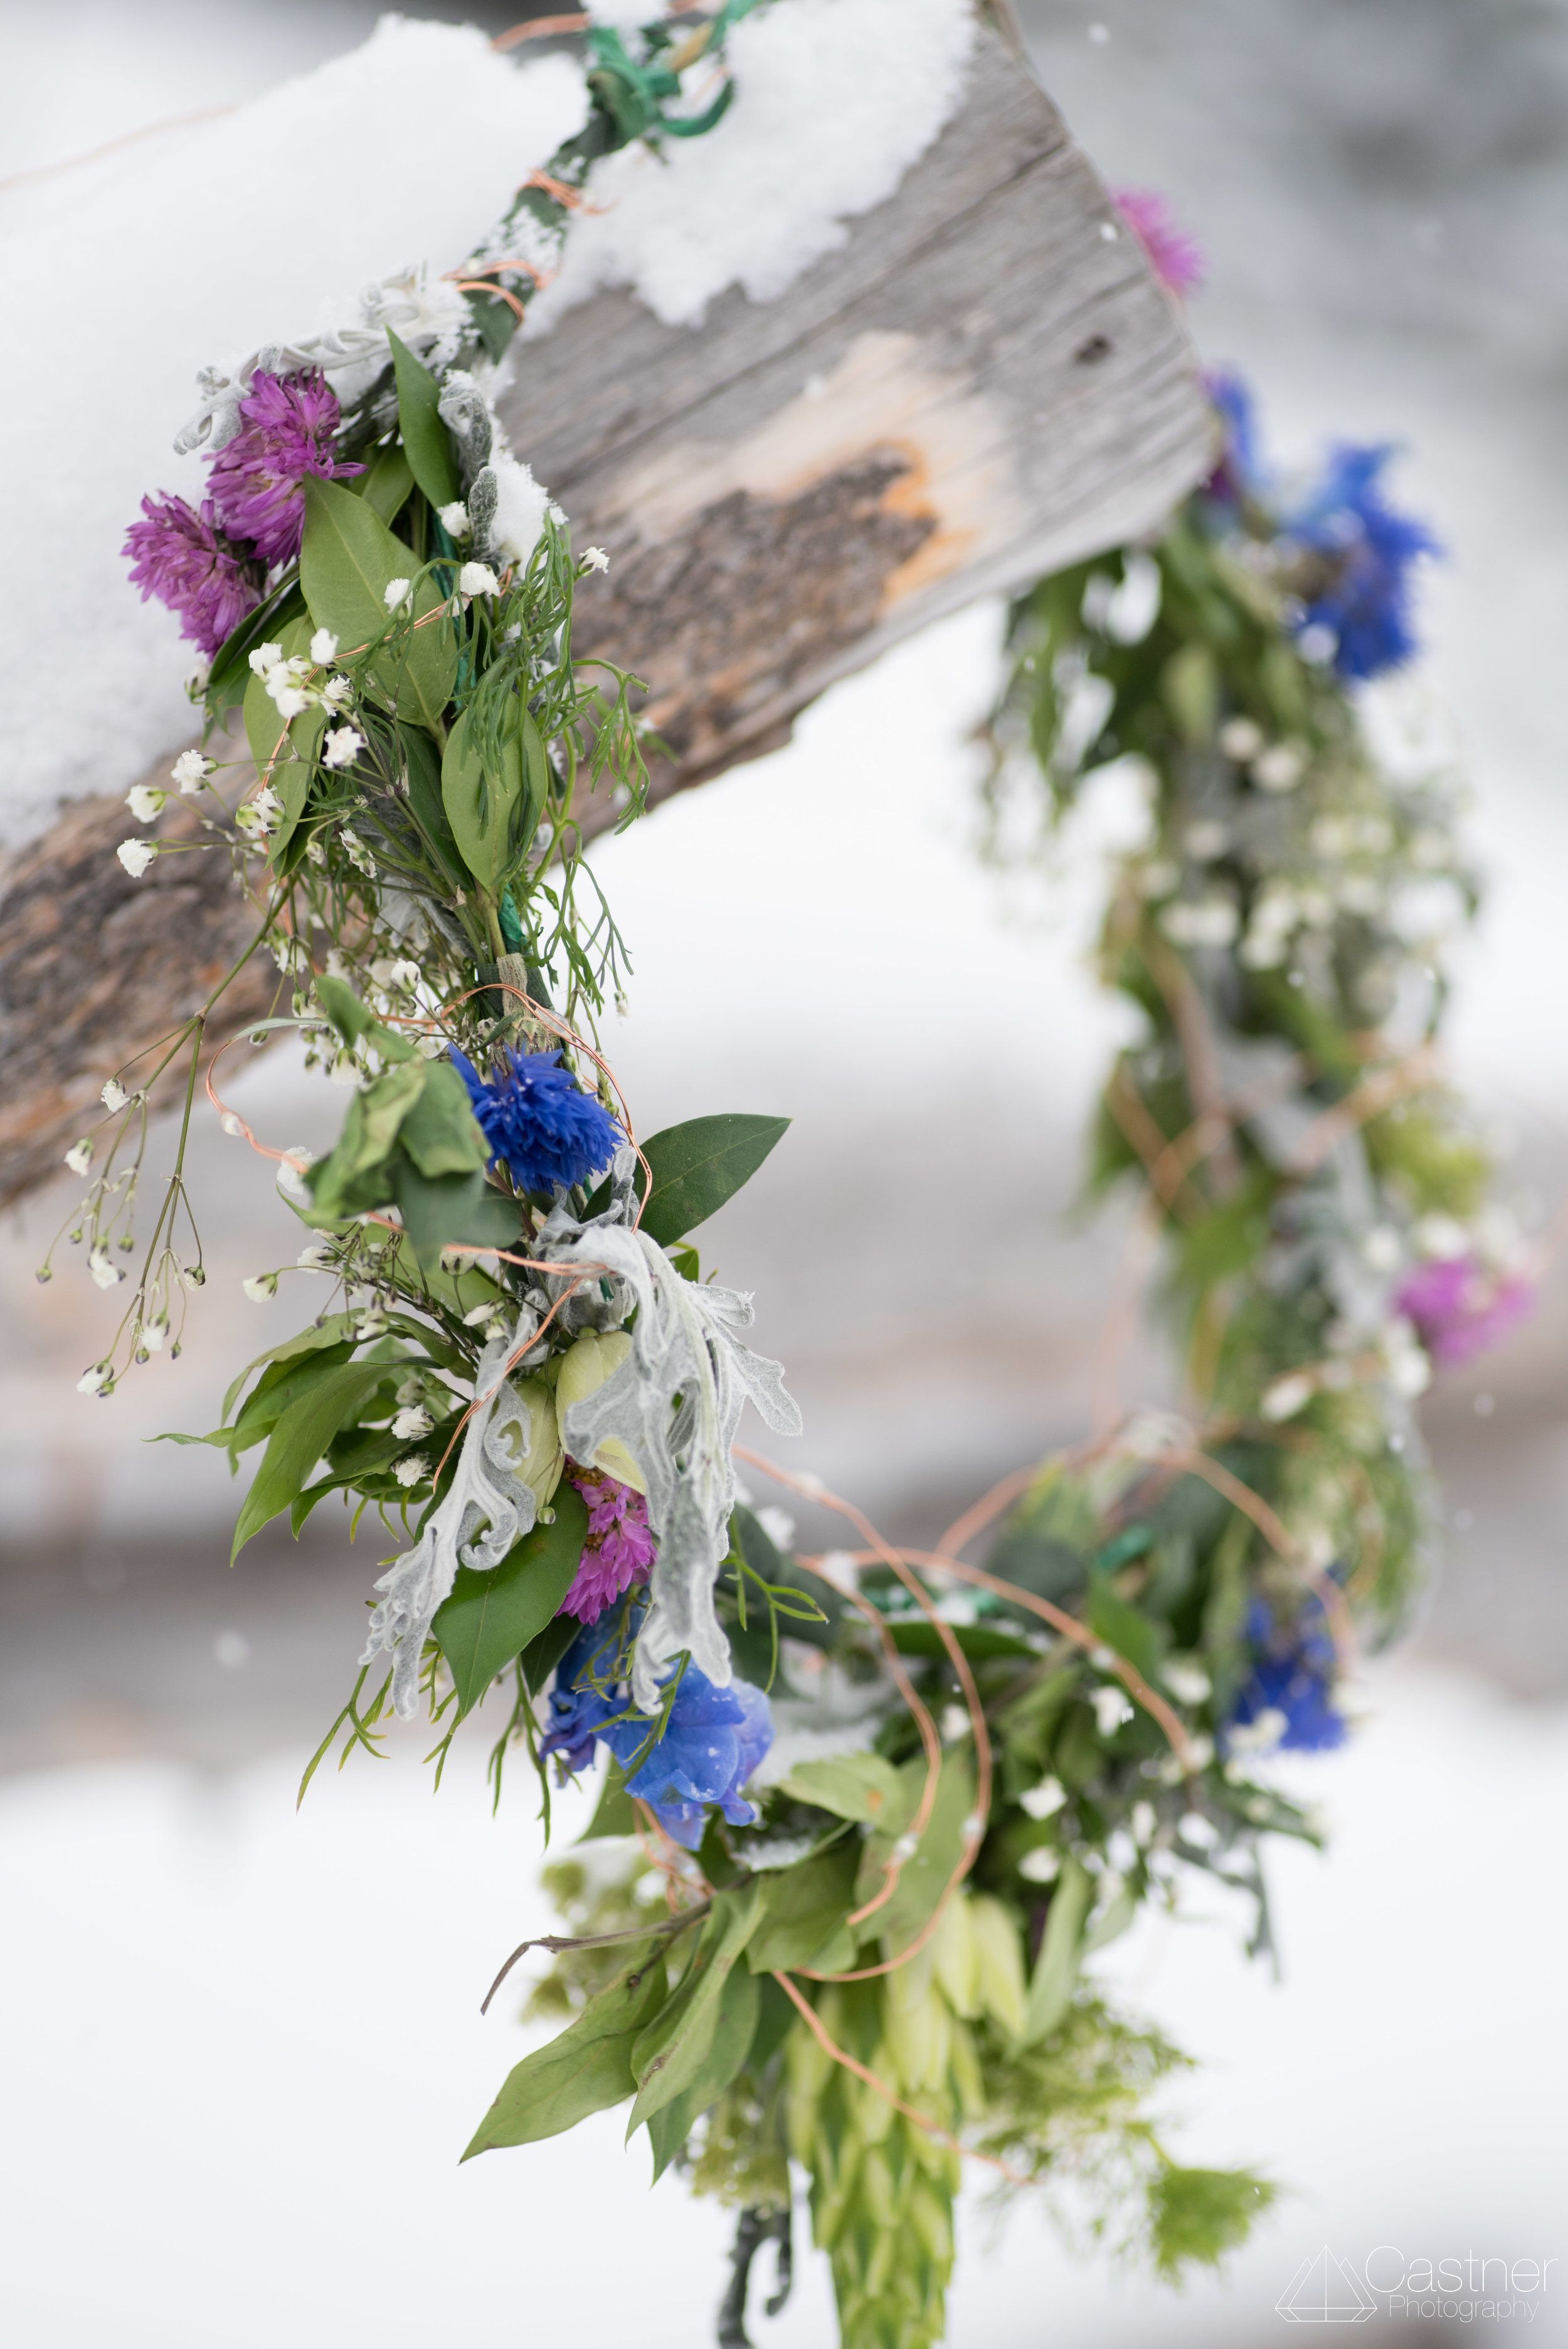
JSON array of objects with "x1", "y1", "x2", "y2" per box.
[
  {"x1": 1396, "y1": 1254, "x2": 1535, "y2": 1369},
  {"x1": 209, "y1": 369, "x2": 361, "y2": 569},
  {"x1": 1113, "y1": 187, "x2": 1206, "y2": 299},
  {"x1": 560, "y1": 1465, "x2": 655, "y2": 1623},
  {"x1": 122, "y1": 494, "x2": 258, "y2": 656}
]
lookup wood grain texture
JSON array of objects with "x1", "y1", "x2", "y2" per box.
[
  {"x1": 501, "y1": 23, "x2": 1214, "y2": 807},
  {"x1": 0, "y1": 24, "x2": 1210, "y2": 1209}
]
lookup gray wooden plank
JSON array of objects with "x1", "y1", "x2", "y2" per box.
[
  {"x1": 496, "y1": 23, "x2": 1212, "y2": 801},
  {"x1": 1, "y1": 23, "x2": 1211, "y2": 1207}
]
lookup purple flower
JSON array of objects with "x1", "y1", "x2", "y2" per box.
[
  {"x1": 561, "y1": 1465, "x2": 655, "y2": 1623},
  {"x1": 122, "y1": 494, "x2": 259, "y2": 657},
  {"x1": 208, "y1": 369, "x2": 361, "y2": 569},
  {"x1": 541, "y1": 1609, "x2": 773, "y2": 1850},
  {"x1": 1113, "y1": 188, "x2": 1205, "y2": 299},
  {"x1": 1227, "y1": 1596, "x2": 1345, "y2": 1753},
  {"x1": 448, "y1": 1044, "x2": 622, "y2": 1196},
  {"x1": 1285, "y1": 443, "x2": 1440, "y2": 682},
  {"x1": 1396, "y1": 1254, "x2": 1534, "y2": 1370}
]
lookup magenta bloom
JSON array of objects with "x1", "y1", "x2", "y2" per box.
[
  {"x1": 208, "y1": 369, "x2": 360, "y2": 568},
  {"x1": 561, "y1": 1465, "x2": 655, "y2": 1623},
  {"x1": 122, "y1": 493, "x2": 259, "y2": 657},
  {"x1": 1113, "y1": 188, "x2": 1206, "y2": 299},
  {"x1": 1396, "y1": 1254, "x2": 1535, "y2": 1369}
]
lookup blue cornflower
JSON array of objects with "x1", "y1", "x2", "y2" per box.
[
  {"x1": 541, "y1": 1613, "x2": 773, "y2": 1850},
  {"x1": 447, "y1": 1044, "x2": 621, "y2": 1196},
  {"x1": 1203, "y1": 367, "x2": 1265, "y2": 504},
  {"x1": 1285, "y1": 443, "x2": 1440, "y2": 681},
  {"x1": 1227, "y1": 1596, "x2": 1346, "y2": 1754}
]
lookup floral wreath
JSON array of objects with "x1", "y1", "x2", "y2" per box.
[{"x1": 37, "y1": 28, "x2": 1532, "y2": 2348}]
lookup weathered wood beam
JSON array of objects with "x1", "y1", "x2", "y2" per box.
[{"x1": 0, "y1": 23, "x2": 1211, "y2": 1208}]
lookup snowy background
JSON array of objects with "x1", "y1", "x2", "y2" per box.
[{"x1": 3, "y1": 2, "x2": 1567, "y2": 2342}]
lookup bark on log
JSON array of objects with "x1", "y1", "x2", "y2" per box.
[{"x1": 0, "y1": 24, "x2": 1212, "y2": 1209}]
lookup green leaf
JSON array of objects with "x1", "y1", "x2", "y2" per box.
[
  {"x1": 432, "y1": 1482, "x2": 588, "y2": 1719},
  {"x1": 314, "y1": 973, "x2": 376, "y2": 1048},
  {"x1": 305, "y1": 1061, "x2": 430, "y2": 1221},
  {"x1": 220, "y1": 1315, "x2": 358, "y2": 1426},
  {"x1": 1086, "y1": 1572, "x2": 1167, "y2": 1685},
  {"x1": 232, "y1": 1360, "x2": 396, "y2": 1559},
  {"x1": 157, "y1": 1338, "x2": 364, "y2": 1467},
  {"x1": 852, "y1": 1750, "x2": 975, "y2": 1956},
  {"x1": 241, "y1": 613, "x2": 324, "y2": 862},
  {"x1": 220, "y1": 1338, "x2": 360, "y2": 1457},
  {"x1": 778, "y1": 1753, "x2": 906, "y2": 1829},
  {"x1": 628, "y1": 1882, "x2": 765, "y2": 2131},
  {"x1": 393, "y1": 1164, "x2": 523, "y2": 1273},
  {"x1": 205, "y1": 578, "x2": 307, "y2": 719},
  {"x1": 519, "y1": 1610, "x2": 582, "y2": 1698},
  {"x1": 588, "y1": 1115, "x2": 790, "y2": 1246},
  {"x1": 440, "y1": 701, "x2": 540, "y2": 894},
  {"x1": 353, "y1": 439, "x2": 415, "y2": 526},
  {"x1": 462, "y1": 1948, "x2": 669, "y2": 2157},
  {"x1": 398, "y1": 721, "x2": 466, "y2": 890},
  {"x1": 885, "y1": 1619, "x2": 1041, "y2": 1663},
  {"x1": 299, "y1": 475, "x2": 456, "y2": 735},
  {"x1": 579, "y1": 1755, "x2": 637, "y2": 1842},
  {"x1": 387, "y1": 329, "x2": 461, "y2": 511},
  {"x1": 1020, "y1": 1856, "x2": 1093, "y2": 2045},
  {"x1": 746, "y1": 1840, "x2": 859, "y2": 1973},
  {"x1": 645, "y1": 1962, "x2": 759, "y2": 2182},
  {"x1": 399, "y1": 1062, "x2": 489, "y2": 1177},
  {"x1": 313, "y1": 975, "x2": 415, "y2": 1065}
]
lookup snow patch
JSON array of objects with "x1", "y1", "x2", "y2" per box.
[
  {"x1": 527, "y1": 0, "x2": 977, "y2": 332},
  {"x1": 0, "y1": 19, "x2": 586, "y2": 846}
]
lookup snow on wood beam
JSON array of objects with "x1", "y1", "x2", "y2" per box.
[{"x1": 0, "y1": 22, "x2": 1210, "y2": 1209}]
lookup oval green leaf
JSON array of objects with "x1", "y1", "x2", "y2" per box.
[
  {"x1": 299, "y1": 475, "x2": 456, "y2": 734},
  {"x1": 387, "y1": 329, "x2": 461, "y2": 510},
  {"x1": 587, "y1": 1114, "x2": 791, "y2": 1246},
  {"x1": 440, "y1": 702, "x2": 538, "y2": 893},
  {"x1": 432, "y1": 1480, "x2": 589, "y2": 1719}
]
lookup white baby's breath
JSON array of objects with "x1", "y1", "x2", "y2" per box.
[
  {"x1": 322, "y1": 726, "x2": 364, "y2": 770},
  {"x1": 116, "y1": 839, "x2": 156, "y2": 877},
  {"x1": 458, "y1": 561, "x2": 500, "y2": 598},
  {"x1": 309, "y1": 628, "x2": 339, "y2": 664},
  {"x1": 172, "y1": 750, "x2": 213, "y2": 792},
  {"x1": 242, "y1": 1273, "x2": 278, "y2": 1302},
  {"x1": 64, "y1": 1139, "x2": 93, "y2": 1175},
  {"x1": 88, "y1": 1245, "x2": 124, "y2": 1290},
  {"x1": 383, "y1": 577, "x2": 412, "y2": 610},
  {"x1": 236, "y1": 787, "x2": 283, "y2": 838},
  {"x1": 1091, "y1": 1684, "x2": 1135, "y2": 1737},
  {"x1": 125, "y1": 785, "x2": 167, "y2": 822},
  {"x1": 276, "y1": 1147, "x2": 315, "y2": 1206}
]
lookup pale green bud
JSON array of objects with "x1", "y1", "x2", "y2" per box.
[{"x1": 554, "y1": 1328, "x2": 646, "y2": 1492}]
